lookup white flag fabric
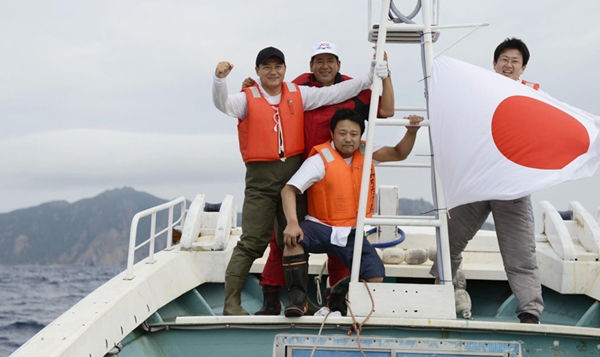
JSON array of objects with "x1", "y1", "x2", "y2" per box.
[{"x1": 430, "y1": 56, "x2": 600, "y2": 209}]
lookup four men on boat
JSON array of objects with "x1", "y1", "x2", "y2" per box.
[{"x1": 213, "y1": 37, "x2": 544, "y2": 324}]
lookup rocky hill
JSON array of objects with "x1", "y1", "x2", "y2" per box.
[
  {"x1": 0, "y1": 189, "x2": 493, "y2": 266},
  {"x1": 0, "y1": 187, "x2": 167, "y2": 266}
]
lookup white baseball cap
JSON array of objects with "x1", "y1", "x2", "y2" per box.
[{"x1": 311, "y1": 41, "x2": 339, "y2": 58}]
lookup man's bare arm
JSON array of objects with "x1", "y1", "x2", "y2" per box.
[
  {"x1": 378, "y1": 52, "x2": 395, "y2": 118},
  {"x1": 373, "y1": 115, "x2": 423, "y2": 162}
]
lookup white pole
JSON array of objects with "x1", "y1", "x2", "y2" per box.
[
  {"x1": 167, "y1": 206, "x2": 174, "y2": 249},
  {"x1": 125, "y1": 215, "x2": 140, "y2": 279},
  {"x1": 421, "y1": 0, "x2": 453, "y2": 285},
  {"x1": 351, "y1": 0, "x2": 391, "y2": 284},
  {"x1": 148, "y1": 212, "x2": 157, "y2": 264}
]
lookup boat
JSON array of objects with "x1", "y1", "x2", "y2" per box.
[{"x1": 11, "y1": 1, "x2": 600, "y2": 356}]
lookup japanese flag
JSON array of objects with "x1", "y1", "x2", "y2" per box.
[{"x1": 430, "y1": 56, "x2": 600, "y2": 210}]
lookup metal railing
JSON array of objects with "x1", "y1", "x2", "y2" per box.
[{"x1": 125, "y1": 197, "x2": 187, "y2": 279}]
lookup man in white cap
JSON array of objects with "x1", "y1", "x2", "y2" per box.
[
  {"x1": 252, "y1": 41, "x2": 395, "y2": 316},
  {"x1": 213, "y1": 46, "x2": 389, "y2": 316},
  {"x1": 295, "y1": 41, "x2": 394, "y2": 156}
]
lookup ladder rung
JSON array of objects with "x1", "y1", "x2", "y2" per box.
[
  {"x1": 364, "y1": 216, "x2": 441, "y2": 227},
  {"x1": 377, "y1": 215, "x2": 435, "y2": 220},
  {"x1": 395, "y1": 107, "x2": 427, "y2": 112},
  {"x1": 376, "y1": 162, "x2": 430, "y2": 168},
  {"x1": 375, "y1": 119, "x2": 430, "y2": 127}
]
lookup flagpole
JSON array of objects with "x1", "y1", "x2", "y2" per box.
[{"x1": 421, "y1": 0, "x2": 453, "y2": 286}]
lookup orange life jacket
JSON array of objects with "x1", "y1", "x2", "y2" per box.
[
  {"x1": 237, "y1": 83, "x2": 304, "y2": 162},
  {"x1": 307, "y1": 141, "x2": 376, "y2": 226}
]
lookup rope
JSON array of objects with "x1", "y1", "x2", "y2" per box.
[
  {"x1": 419, "y1": 207, "x2": 447, "y2": 215},
  {"x1": 314, "y1": 260, "x2": 328, "y2": 306},
  {"x1": 345, "y1": 281, "x2": 376, "y2": 357},
  {"x1": 309, "y1": 310, "x2": 332, "y2": 357}
]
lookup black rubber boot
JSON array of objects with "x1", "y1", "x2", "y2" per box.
[
  {"x1": 306, "y1": 298, "x2": 320, "y2": 316},
  {"x1": 254, "y1": 285, "x2": 282, "y2": 315},
  {"x1": 283, "y1": 254, "x2": 309, "y2": 317},
  {"x1": 325, "y1": 275, "x2": 351, "y2": 316}
]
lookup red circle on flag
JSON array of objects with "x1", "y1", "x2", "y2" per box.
[{"x1": 492, "y1": 95, "x2": 589, "y2": 169}]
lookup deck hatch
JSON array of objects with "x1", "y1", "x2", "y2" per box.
[{"x1": 274, "y1": 334, "x2": 521, "y2": 356}]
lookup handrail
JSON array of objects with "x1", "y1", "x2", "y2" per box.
[
  {"x1": 374, "y1": 118, "x2": 430, "y2": 126},
  {"x1": 125, "y1": 197, "x2": 187, "y2": 279}
]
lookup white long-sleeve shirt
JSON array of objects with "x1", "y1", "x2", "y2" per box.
[{"x1": 212, "y1": 74, "x2": 372, "y2": 119}]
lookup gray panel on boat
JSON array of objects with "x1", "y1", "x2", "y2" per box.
[{"x1": 274, "y1": 334, "x2": 521, "y2": 356}]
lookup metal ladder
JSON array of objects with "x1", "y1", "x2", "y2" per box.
[{"x1": 347, "y1": 0, "x2": 487, "y2": 319}]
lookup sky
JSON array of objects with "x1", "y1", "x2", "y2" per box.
[{"x1": 2, "y1": 0, "x2": 600, "y2": 228}]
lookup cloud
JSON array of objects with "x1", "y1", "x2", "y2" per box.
[
  {"x1": 1, "y1": 0, "x2": 600, "y2": 216},
  {"x1": 0, "y1": 129, "x2": 247, "y2": 211},
  {"x1": 2, "y1": 128, "x2": 243, "y2": 184}
]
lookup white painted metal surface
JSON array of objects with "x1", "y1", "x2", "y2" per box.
[
  {"x1": 211, "y1": 194, "x2": 235, "y2": 251},
  {"x1": 181, "y1": 194, "x2": 206, "y2": 249},
  {"x1": 274, "y1": 335, "x2": 521, "y2": 357},
  {"x1": 537, "y1": 243, "x2": 600, "y2": 301},
  {"x1": 377, "y1": 185, "x2": 400, "y2": 244},
  {"x1": 537, "y1": 201, "x2": 600, "y2": 300},
  {"x1": 173, "y1": 314, "x2": 600, "y2": 339},
  {"x1": 571, "y1": 201, "x2": 600, "y2": 256},
  {"x1": 348, "y1": 281, "x2": 456, "y2": 319},
  {"x1": 540, "y1": 200, "x2": 576, "y2": 260},
  {"x1": 11, "y1": 244, "x2": 233, "y2": 357}
]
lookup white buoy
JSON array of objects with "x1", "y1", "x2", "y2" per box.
[
  {"x1": 404, "y1": 248, "x2": 428, "y2": 265},
  {"x1": 426, "y1": 246, "x2": 437, "y2": 261},
  {"x1": 453, "y1": 269, "x2": 467, "y2": 290},
  {"x1": 455, "y1": 289, "x2": 472, "y2": 319},
  {"x1": 382, "y1": 248, "x2": 404, "y2": 264},
  {"x1": 375, "y1": 248, "x2": 384, "y2": 261}
]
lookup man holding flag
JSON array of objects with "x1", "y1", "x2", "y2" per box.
[{"x1": 430, "y1": 38, "x2": 544, "y2": 324}]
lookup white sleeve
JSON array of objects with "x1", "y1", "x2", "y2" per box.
[
  {"x1": 287, "y1": 155, "x2": 326, "y2": 194},
  {"x1": 299, "y1": 73, "x2": 372, "y2": 112},
  {"x1": 212, "y1": 75, "x2": 249, "y2": 119},
  {"x1": 372, "y1": 143, "x2": 384, "y2": 165}
]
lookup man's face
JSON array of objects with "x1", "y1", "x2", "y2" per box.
[
  {"x1": 493, "y1": 49, "x2": 526, "y2": 81},
  {"x1": 331, "y1": 119, "x2": 361, "y2": 158},
  {"x1": 255, "y1": 58, "x2": 286, "y2": 90},
  {"x1": 310, "y1": 53, "x2": 341, "y2": 86}
]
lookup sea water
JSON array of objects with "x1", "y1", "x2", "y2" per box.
[{"x1": 0, "y1": 265, "x2": 122, "y2": 356}]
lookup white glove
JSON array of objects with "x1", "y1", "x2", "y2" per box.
[
  {"x1": 375, "y1": 60, "x2": 389, "y2": 79},
  {"x1": 368, "y1": 60, "x2": 390, "y2": 82}
]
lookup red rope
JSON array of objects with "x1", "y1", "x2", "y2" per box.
[{"x1": 345, "y1": 281, "x2": 375, "y2": 357}]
